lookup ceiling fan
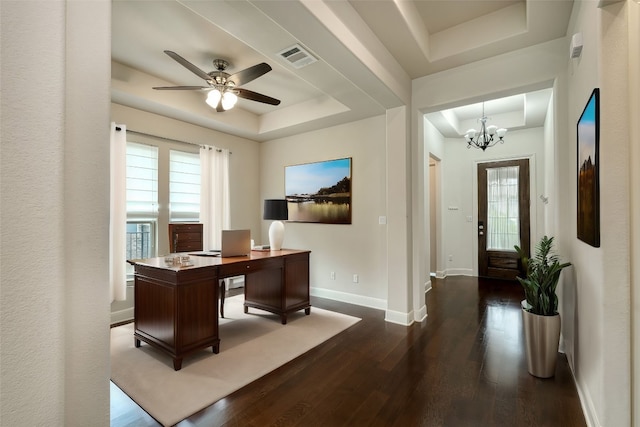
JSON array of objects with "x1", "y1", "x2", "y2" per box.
[{"x1": 153, "y1": 50, "x2": 281, "y2": 112}]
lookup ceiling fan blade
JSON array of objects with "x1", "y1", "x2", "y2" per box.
[
  {"x1": 228, "y1": 63, "x2": 272, "y2": 86},
  {"x1": 236, "y1": 88, "x2": 281, "y2": 106},
  {"x1": 152, "y1": 86, "x2": 208, "y2": 90},
  {"x1": 164, "y1": 50, "x2": 212, "y2": 82}
]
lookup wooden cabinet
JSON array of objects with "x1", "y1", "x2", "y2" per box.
[
  {"x1": 133, "y1": 264, "x2": 219, "y2": 371},
  {"x1": 284, "y1": 252, "x2": 311, "y2": 313},
  {"x1": 244, "y1": 251, "x2": 310, "y2": 324},
  {"x1": 168, "y1": 223, "x2": 203, "y2": 253}
]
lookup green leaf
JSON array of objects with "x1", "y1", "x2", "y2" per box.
[{"x1": 514, "y1": 235, "x2": 571, "y2": 315}]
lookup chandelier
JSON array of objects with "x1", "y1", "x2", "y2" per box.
[{"x1": 464, "y1": 102, "x2": 507, "y2": 151}]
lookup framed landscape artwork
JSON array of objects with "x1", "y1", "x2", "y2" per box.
[
  {"x1": 285, "y1": 157, "x2": 352, "y2": 224},
  {"x1": 577, "y1": 88, "x2": 600, "y2": 247}
]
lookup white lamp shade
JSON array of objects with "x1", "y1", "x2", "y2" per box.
[
  {"x1": 486, "y1": 125, "x2": 497, "y2": 135},
  {"x1": 497, "y1": 128, "x2": 508, "y2": 138},
  {"x1": 268, "y1": 220, "x2": 285, "y2": 251},
  {"x1": 466, "y1": 129, "x2": 477, "y2": 138},
  {"x1": 221, "y1": 91, "x2": 238, "y2": 110},
  {"x1": 206, "y1": 89, "x2": 221, "y2": 108}
]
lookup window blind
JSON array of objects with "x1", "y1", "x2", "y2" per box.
[
  {"x1": 169, "y1": 149, "x2": 200, "y2": 222},
  {"x1": 126, "y1": 142, "x2": 158, "y2": 218}
]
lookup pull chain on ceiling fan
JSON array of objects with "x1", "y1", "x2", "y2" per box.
[{"x1": 152, "y1": 50, "x2": 281, "y2": 112}]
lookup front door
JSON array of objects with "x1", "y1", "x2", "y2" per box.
[{"x1": 477, "y1": 159, "x2": 530, "y2": 280}]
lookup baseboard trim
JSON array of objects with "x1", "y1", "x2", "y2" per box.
[
  {"x1": 445, "y1": 268, "x2": 474, "y2": 276},
  {"x1": 414, "y1": 304, "x2": 427, "y2": 323},
  {"x1": 310, "y1": 286, "x2": 386, "y2": 310},
  {"x1": 425, "y1": 280, "x2": 432, "y2": 293},
  {"x1": 111, "y1": 307, "x2": 134, "y2": 326},
  {"x1": 385, "y1": 309, "x2": 413, "y2": 326},
  {"x1": 310, "y1": 287, "x2": 428, "y2": 326},
  {"x1": 573, "y1": 369, "x2": 600, "y2": 427}
]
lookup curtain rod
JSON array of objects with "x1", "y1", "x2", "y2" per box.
[{"x1": 114, "y1": 126, "x2": 231, "y2": 153}]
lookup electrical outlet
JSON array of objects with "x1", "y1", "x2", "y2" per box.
[
  {"x1": 353, "y1": 274, "x2": 359, "y2": 283},
  {"x1": 448, "y1": 255, "x2": 453, "y2": 262},
  {"x1": 330, "y1": 271, "x2": 336, "y2": 280}
]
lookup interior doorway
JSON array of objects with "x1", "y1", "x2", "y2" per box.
[
  {"x1": 477, "y1": 159, "x2": 530, "y2": 280},
  {"x1": 429, "y1": 156, "x2": 440, "y2": 278}
]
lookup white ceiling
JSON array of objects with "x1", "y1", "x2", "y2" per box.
[{"x1": 111, "y1": 0, "x2": 573, "y2": 141}]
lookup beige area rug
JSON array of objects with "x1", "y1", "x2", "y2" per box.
[{"x1": 110, "y1": 295, "x2": 360, "y2": 426}]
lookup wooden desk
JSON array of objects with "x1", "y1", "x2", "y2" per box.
[{"x1": 130, "y1": 249, "x2": 310, "y2": 370}]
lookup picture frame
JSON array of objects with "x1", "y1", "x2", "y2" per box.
[
  {"x1": 577, "y1": 88, "x2": 600, "y2": 247},
  {"x1": 285, "y1": 157, "x2": 352, "y2": 224}
]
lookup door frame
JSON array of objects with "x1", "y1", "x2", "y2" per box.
[{"x1": 471, "y1": 155, "x2": 538, "y2": 277}]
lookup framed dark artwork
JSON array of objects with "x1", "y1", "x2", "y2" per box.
[
  {"x1": 285, "y1": 157, "x2": 352, "y2": 224},
  {"x1": 577, "y1": 88, "x2": 600, "y2": 247}
]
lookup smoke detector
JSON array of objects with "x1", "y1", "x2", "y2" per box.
[{"x1": 278, "y1": 44, "x2": 317, "y2": 69}]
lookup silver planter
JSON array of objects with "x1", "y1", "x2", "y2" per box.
[{"x1": 521, "y1": 304, "x2": 561, "y2": 378}]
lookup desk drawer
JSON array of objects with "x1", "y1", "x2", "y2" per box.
[{"x1": 218, "y1": 257, "x2": 282, "y2": 277}]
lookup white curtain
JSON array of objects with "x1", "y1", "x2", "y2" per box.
[
  {"x1": 110, "y1": 123, "x2": 127, "y2": 302},
  {"x1": 200, "y1": 146, "x2": 230, "y2": 250}
]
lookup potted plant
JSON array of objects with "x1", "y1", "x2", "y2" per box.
[{"x1": 515, "y1": 235, "x2": 571, "y2": 378}]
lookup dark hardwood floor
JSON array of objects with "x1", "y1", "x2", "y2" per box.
[{"x1": 111, "y1": 276, "x2": 586, "y2": 427}]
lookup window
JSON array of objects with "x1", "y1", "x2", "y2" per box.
[
  {"x1": 169, "y1": 150, "x2": 200, "y2": 222},
  {"x1": 126, "y1": 222, "x2": 154, "y2": 260},
  {"x1": 124, "y1": 139, "x2": 201, "y2": 278},
  {"x1": 125, "y1": 142, "x2": 158, "y2": 276},
  {"x1": 486, "y1": 166, "x2": 520, "y2": 251}
]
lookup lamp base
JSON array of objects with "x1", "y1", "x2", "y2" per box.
[{"x1": 269, "y1": 221, "x2": 285, "y2": 250}]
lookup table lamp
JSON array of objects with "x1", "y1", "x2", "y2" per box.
[{"x1": 263, "y1": 199, "x2": 288, "y2": 250}]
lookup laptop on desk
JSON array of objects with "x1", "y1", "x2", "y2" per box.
[
  {"x1": 220, "y1": 229, "x2": 251, "y2": 257},
  {"x1": 190, "y1": 229, "x2": 251, "y2": 258}
]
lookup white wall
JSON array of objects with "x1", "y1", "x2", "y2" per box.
[
  {"x1": 1, "y1": 1, "x2": 111, "y2": 425},
  {"x1": 260, "y1": 116, "x2": 388, "y2": 308},
  {"x1": 385, "y1": 107, "x2": 417, "y2": 324},
  {"x1": 543, "y1": 93, "x2": 556, "y2": 236},
  {"x1": 629, "y1": 2, "x2": 640, "y2": 425},
  {"x1": 562, "y1": 1, "x2": 634, "y2": 426},
  {"x1": 438, "y1": 127, "x2": 546, "y2": 276}
]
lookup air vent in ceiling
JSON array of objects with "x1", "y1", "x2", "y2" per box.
[{"x1": 278, "y1": 44, "x2": 317, "y2": 69}]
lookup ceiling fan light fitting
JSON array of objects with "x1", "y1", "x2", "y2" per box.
[
  {"x1": 206, "y1": 89, "x2": 222, "y2": 109},
  {"x1": 155, "y1": 50, "x2": 278, "y2": 111},
  {"x1": 221, "y1": 91, "x2": 238, "y2": 110},
  {"x1": 212, "y1": 59, "x2": 229, "y2": 71}
]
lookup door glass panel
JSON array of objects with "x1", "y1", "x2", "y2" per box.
[{"x1": 486, "y1": 166, "x2": 520, "y2": 251}]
